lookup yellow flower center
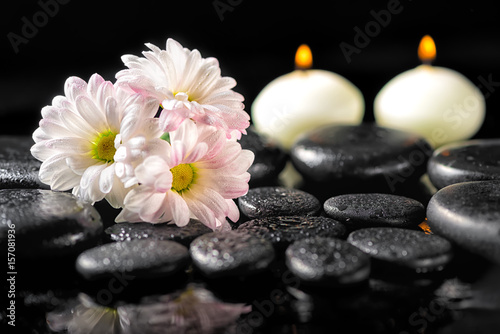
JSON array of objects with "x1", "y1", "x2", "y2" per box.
[
  {"x1": 92, "y1": 131, "x2": 117, "y2": 163},
  {"x1": 170, "y1": 163, "x2": 196, "y2": 193}
]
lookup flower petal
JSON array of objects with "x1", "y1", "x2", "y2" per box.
[
  {"x1": 99, "y1": 164, "x2": 116, "y2": 194},
  {"x1": 169, "y1": 191, "x2": 190, "y2": 226},
  {"x1": 75, "y1": 95, "x2": 108, "y2": 133}
]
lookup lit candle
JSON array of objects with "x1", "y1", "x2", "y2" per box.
[
  {"x1": 251, "y1": 45, "x2": 364, "y2": 150},
  {"x1": 374, "y1": 35, "x2": 486, "y2": 147}
]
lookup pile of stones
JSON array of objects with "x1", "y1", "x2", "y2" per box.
[{"x1": 1, "y1": 124, "x2": 500, "y2": 333}]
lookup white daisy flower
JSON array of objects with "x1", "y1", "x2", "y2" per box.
[
  {"x1": 31, "y1": 73, "x2": 161, "y2": 207},
  {"x1": 115, "y1": 120, "x2": 254, "y2": 230},
  {"x1": 116, "y1": 38, "x2": 250, "y2": 139}
]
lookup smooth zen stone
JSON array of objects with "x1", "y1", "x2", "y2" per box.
[
  {"x1": 189, "y1": 231, "x2": 275, "y2": 278},
  {"x1": 0, "y1": 136, "x2": 48, "y2": 189},
  {"x1": 76, "y1": 239, "x2": 190, "y2": 280},
  {"x1": 238, "y1": 186, "x2": 321, "y2": 219},
  {"x1": 347, "y1": 228, "x2": 452, "y2": 272},
  {"x1": 0, "y1": 189, "x2": 102, "y2": 258},
  {"x1": 237, "y1": 216, "x2": 346, "y2": 249},
  {"x1": 427, "y1": 181, "x2": 500, "y2": 264},
  {"x1": 239, "y1": 127, "x2": 288, "y2": 186},
  {"x1": 285, "y1": 237, "x2": 370, "y2": 286},
  {"x1": 290, "y1": 124, "x2": 432, "y2": 191},
  {"x1": 105, "y1": 219, "x2": 212, "y2": 246},
  {"x1": 324, "y1": 193, "x2": 425, "y2": 230},
  {"x1": 428, "y1": 139, "x2": 500, "y2": 189}
]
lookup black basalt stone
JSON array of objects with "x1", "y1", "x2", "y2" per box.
[
  {"x1": 427, "y1": 139, "x2": 500, "y2": 189},
  {"x1": 189, "y1": 231, "x2": 275, "y2": 278},
  {"x1": 347, "y1": 228, "x2": 452, "y2": 272},
  {"x1": 237, "y1": 216, "x2": 346, "y2": 250},
  {"x1": 76, "y1": 239, "x2": 190, "y2": 280},
  {"x1": 285, "y1": 236, "x2": 371, "y2": 286},
  {"x1": 0, "y1": 189, "x2": 102, "y2": 258},
  {"x1": 105, "y1": 219, "x2": 212, "y2": 246},
  {"x1": 0, "y1": 136, "x2": 48, "y2": 189},
  {"x1": 324, "y1": 193, "x2": 425, "y2": 230},
  {"x1": 238, "y1": 186, "x2": 321, "y2": 219},
  {"x1": 239, "y1": 127, "x2": 288, "y2": 186},
  {"x1": 290, "y1": 124, "x2": 432, "y2": 192},
  {"x1": 427, "y1": 180, "x2": 500, "y2": 264}
]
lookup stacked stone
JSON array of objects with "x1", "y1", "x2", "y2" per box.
[{"x1": 3, "y1": 126, "x2": 500, "y2": 334}]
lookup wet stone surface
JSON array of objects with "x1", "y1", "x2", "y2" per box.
[
  {"x1": 0, "y1": 136, "x2": 48, "y2": 189},
  {"x1": 238, "y1": 186, "x2": 321, "y2": 219},
  {"x1": 428, "y1": 139, "x2": 500, "y2": 189},
  {"x1": 285, "y1": 236, "x2": 371, "y2": 286},
  {"x1": 0, "y1": 189, "x2": 102, "y2": 258},
  {"x1": 323, "y1": 193, "x2": 425, "y2": 230},
  {"x1": 427, "y1": 180, "x2": 500, "y2": 264},
  {"x1": 238, "y1": 126, "x2": 288, "y2": 186},
  {"x1": 105, "y1": 219, "x2": 212, "y2": 246},
  {"x1": 237, "y1": 216, "x2": 346, "y2": 250},
  {"x1": 347, "y1": 227, "x2": 453, "y2": 272},
  {"x1": 290, "y1": 124, "x2": 432, "y2": 191},
  {"x1": 189, "y1": 231, "x2": 275, "y2": 278},
  {"x1": 76, "y1": 239, "x2": 190, "y2": 280}
]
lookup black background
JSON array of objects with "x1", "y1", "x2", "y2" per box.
[{"x1": 2, "y1": 0, "x2": 500, "y2": 138}]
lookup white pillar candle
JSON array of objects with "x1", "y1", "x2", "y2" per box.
[
  {"x1": 374, "y1": 35, "x2": 485, "y2": 147},
  {"x1": 251, "y1": 45, "x2": 364, "y2": 150}
]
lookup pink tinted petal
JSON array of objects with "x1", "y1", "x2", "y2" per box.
[
  {"x1": 183, "y1": 142, "x2": 208, "y2": 164},
  {"x1": 215, "y1": 219, "x2": 232, "y2": 231},
  {"x1": 169, "y1": 192, "x2": 190, "y2": 226},
  {"x1": 169, "y1": 140, "x2": 187, "y2": 166},
  {"x1": 64, "y1": 76, "x2": 88, "y2": 102},
  {"x1": 217, "y1": 149, "x2": 254, "y2": 175},
  {"x1": 226, "y1": 199, "x2": 240, "y2": 222},
  {"x1": 159, "y1": 103, "x2": 191, "y2": 132},
  {"x1": 204, "y1": 175, "x2": 250, "y2": 199},
  {"x1": 123, "y1": 186, "x2": 153, "y2": 212},
  {"x1": 115, "y1": 208, "x2": 143, "y2": 223},
  {"x1": 184, "y1": 195, "x2": 216, "y2": 229},
  {"x1": 169, "y1": 119, "x2": 198, "y2": 152},
  {"x1": 139, "y1": 192, "x2": 168, "y2": 223},
  {"x1": 135, "y1": 156, "x2": 170, "y2": 188},
  {"x1": 190, "y1": 186, "x2": 228, "y2": 222},
  {"x1": 196, "y1": 141, "x2": 241, "y2": 169},
  {"x1": 87, "y1": 74, "x2": 105, "y2": 100},
  {"x1": 104, "y1": 97, "x2": 120, "y2": 131}
]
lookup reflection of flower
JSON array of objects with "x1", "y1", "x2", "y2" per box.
[
  {"x1": 116, "y1": 38, "x2": 250, "y2": 139},
  {"x1": 116, "y1": 120, "x2": 254, "y2": 231},
  {"x1": 47, "y1": 286, "x2": 251, "y2": 334},
  {"x1": 126, "y1": 284, "x2": 251, "y2": 334},
  {"x1": 31, "y1": 74, "x2": 160, "y2": 207},
  {"x1": 46, "y1": 293, "x2": 128, "y2": 334}
]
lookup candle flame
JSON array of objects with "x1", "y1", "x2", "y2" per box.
[
  {"x1": 418, "y1": 35, "x2": 436, "y2": 64},
  {"x1": 295, "y1": 44, "x2": 312, "y2": 70}
]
